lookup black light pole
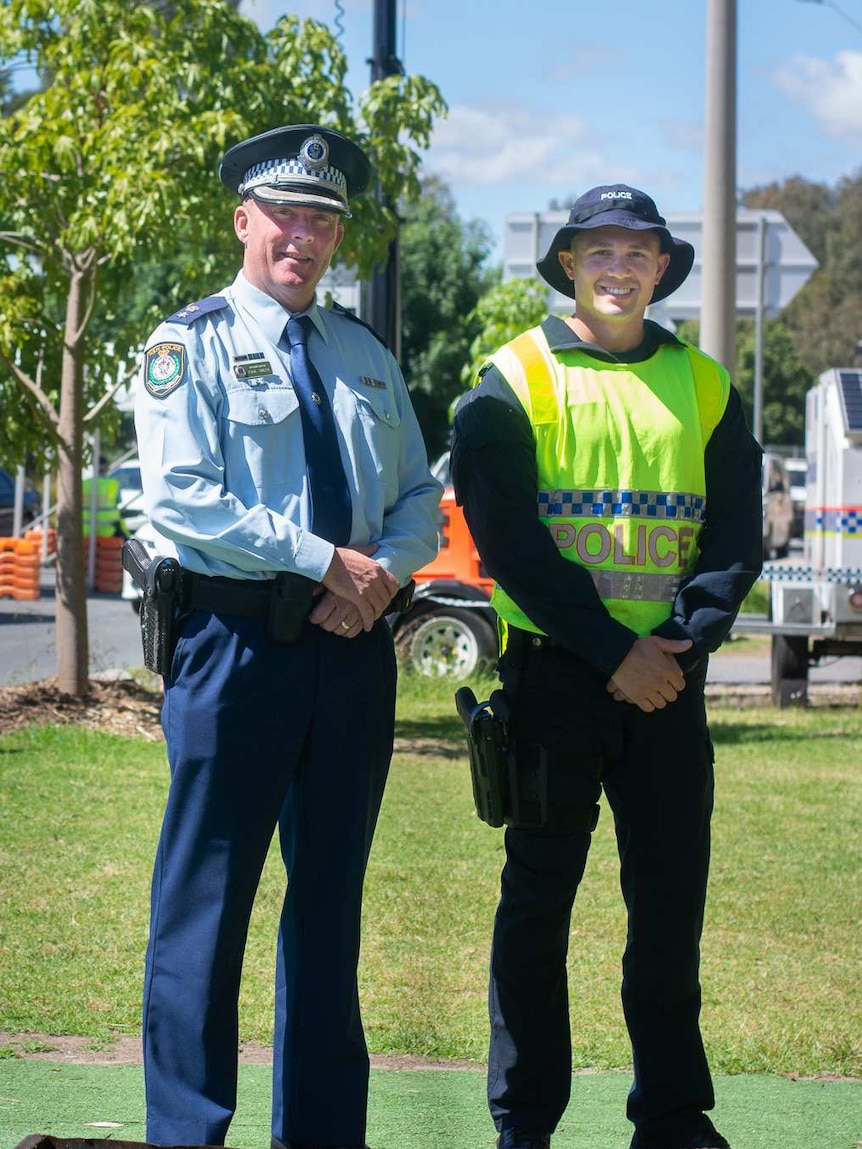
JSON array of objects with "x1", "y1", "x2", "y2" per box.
[{"x1": 364, "y1": 0, "x2": 402, "y2": 356}]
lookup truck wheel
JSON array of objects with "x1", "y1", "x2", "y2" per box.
[
  {"x1": 395, "y1": 607, "x2": 496, "y2": 679},
  {"x1": 771, "y1": 634, "x2": 809, "y2": 708}
]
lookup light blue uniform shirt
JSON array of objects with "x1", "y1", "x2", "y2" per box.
[{"x1": 135, "y1": 271, "x2": 441, "y2": 585}]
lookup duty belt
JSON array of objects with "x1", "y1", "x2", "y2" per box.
[{"x1": 183, "y1": 571, "x2": 415, "y2": 617}]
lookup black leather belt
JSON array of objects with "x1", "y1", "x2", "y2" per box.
[
  {"x1": 189, "y1": 574, "x2": 275, "y2": 617},
  {"x1": 184, "y1": 572, "x2": 415, "y2": 617},
  {"x1": 507, "y1": 625, "x2": 566, "y2": 654}
]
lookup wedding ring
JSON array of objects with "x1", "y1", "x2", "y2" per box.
[{"x1": 340, "y1": 619, "x2": 351, "y2": 631}]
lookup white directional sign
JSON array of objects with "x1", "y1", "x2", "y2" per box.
[{"x1": 503, "y1": 209, "x2": 819, "y2": 323}]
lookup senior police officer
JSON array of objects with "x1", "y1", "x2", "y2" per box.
[
  {"x1": 134, "y1": 124, "x2": 440, "y2": 1149},
  {"x1": 451, "y1": 186, "x2": 763, "y2": 1149}
]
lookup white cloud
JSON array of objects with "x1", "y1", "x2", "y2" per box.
[
  {"x1": 424, "y1": 104, "x2": 612, "y2": 188},
  {"x1": 773, "y1": 50, "x2": 862, "y2": 138}
]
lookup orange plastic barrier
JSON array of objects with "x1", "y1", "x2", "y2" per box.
[
  {"x1": 85, "y1": 534, "x2": 125, "y2": 594},
  {"x1": 0, "y1": 537, "x2": 41, "y2": 600},
  {"x1": 25, "y1": 527, "x2": 57, "y2": 555}
]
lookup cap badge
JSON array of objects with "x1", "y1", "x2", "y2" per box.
[{"x1": 299, "y1": 134, "x2": 329, "y2": 171}]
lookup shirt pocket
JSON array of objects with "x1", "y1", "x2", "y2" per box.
[
  {"x1": 224, "y1": 384, "x2": 299, "y2": 427},
  {"x1": 350, "y1": 385, "x2": 403, "y2": 479}
]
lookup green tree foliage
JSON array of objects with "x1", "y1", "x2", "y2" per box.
[
  {"x1": 678, "y1": 318, "x2": 814, "y2": 446},
  {"x1": 399, "y1": 177, "x2": 495, "y2": 456},
  {"x1": 0, "y1": 0, "x2": 444, "y2": 694},
  {"x1": 461, "y1": 277, "x2": 550, "y2": 386},
  {"x1": 743, "y1": 173, "x2": 862, "y2": 375}
]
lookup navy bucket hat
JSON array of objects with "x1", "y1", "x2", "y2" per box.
[{"x1": 536, "y1": 184, "x2": 695, "y2": 303}]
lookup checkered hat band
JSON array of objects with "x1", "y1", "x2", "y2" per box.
[
  {"x1": 239, "y1": 158, "x2": 347, "y2": 199},
  {"x1": 537, "y1": 488, "x2": 706, "y2": 522}
]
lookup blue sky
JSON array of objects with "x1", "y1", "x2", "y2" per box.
[{"x1": 238, "y1": 0, "x2": 862, "y2": 260}]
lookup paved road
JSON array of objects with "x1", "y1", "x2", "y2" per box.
[
  {"x1": 2, "y1": 566, "x2": 861, "y2": 688},
  {"x1": 1, "y1": 567, "x2": 142, "y2": 686}
]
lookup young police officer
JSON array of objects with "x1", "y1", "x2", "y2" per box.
[
  {"x1": 451, "y1": 186, "x2": 763, "y2": 1149},
  {"x1": 135, "y1": 125, "x2": 440, "y2": 1149}
]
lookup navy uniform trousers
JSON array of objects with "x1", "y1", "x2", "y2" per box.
[
  {"x1": 489, "y1": 633, "x2": 727, "y2": 1149},
  {"x1": 142, "y1": 606, "x2": 396, "y2": 1147}
]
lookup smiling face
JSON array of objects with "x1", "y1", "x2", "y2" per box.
[
  {"x1": 234, "y1": 198, "x2": 344, "y2": 312},
  {"x1": 558, "y1": 225, "x2": 670, "y2": 351}
]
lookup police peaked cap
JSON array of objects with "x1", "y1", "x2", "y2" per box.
[
  {"x1": 219, "y1": 125, "x2": 372, "y2": 218},
  {"x1": 537, "y1": 184, "x2": 695, "y2": 303}
]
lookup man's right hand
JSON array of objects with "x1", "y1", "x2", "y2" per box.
[
  {"x1": 607, "y1": 635, "x2": 693, "y2": 713},
  {"x1": 317, "y1": 545, "x2": 399, "y2": 631}
]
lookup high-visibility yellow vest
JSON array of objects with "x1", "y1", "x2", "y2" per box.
[
  {"x1": 489, "y1": 326, "x2": 730, "y2": 637},
  {"x1": 82, "y1": 476, "x2": 123, "y2": 538}
]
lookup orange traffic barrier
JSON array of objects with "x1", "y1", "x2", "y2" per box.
[
  {"x1": 85, "y1": 534, "x2": 125, "y2": 594},
  {"x1": 0, "y1": 537, "x2": 41, "y2": 600},
  {"x1": 25, "y1": 527, "x2": 57, "y2": 555}
]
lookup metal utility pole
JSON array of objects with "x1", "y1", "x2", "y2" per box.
[
  {"x1": 700, "y1": 0, "x2": 737, "y2": 376},
  {"x1": 364, "y1": 0, "x2": 402, "y2": 356}
]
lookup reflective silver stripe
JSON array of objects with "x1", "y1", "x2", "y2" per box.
[
  {"x1": 590, "y1": 570, "x2": 682, "y2": 602},
  {"x1": 538, "y1": 488, "x2": 706, "y2": 523}
]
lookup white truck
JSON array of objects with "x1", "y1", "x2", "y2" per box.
[{"x1": 736, "y1": 367, "x2": 862, "y2": 706}]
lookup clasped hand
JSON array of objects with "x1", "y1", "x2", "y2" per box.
[
  {"x1": 308, "y1": 544, "x2": 399, "y2": 639},
  {"x1": 607, "y1": 635, "x2": 693, "y2": 712}
]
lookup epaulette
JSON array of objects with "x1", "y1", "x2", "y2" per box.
[
  {"x1": 330, "y1": 301, "x2": 390, "y2": 350},
  {"x1": 166, "y1": 296, "x2": 229, "y2": 326}
]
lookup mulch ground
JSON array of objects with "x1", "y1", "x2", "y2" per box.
[{"x1": 0, "y1": 678, "x2": 164, "y2": 740}]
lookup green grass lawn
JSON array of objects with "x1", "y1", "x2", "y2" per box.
[{"x1": 0, "y1": 673, "x2": 860, "y2": 1079}]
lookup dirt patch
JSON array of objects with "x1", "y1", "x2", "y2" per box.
[
  {"x1": 0, "y1": 1032, "x2": 480, "y2": 1072},
  {"x1": 0, "y1": 677, "x2": 164, "y2": 740}
]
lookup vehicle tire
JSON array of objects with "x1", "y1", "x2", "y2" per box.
[
  {"x1": 394, "y1": 606, "x2": 496, "y2": 679},
  {"x1": 131, "y1": 595, "x2": 141, "y2": 615},
  {"x1": 770, "y1": 634, "x2": 809, "y2": 708}
]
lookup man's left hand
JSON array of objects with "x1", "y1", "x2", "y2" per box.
[{"x1": 309, "y1": 588, "x2": 365, "y2": 638}]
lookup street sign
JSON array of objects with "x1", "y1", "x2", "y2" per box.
[{"x1": 503, "y1": 209, "x2": 818, "y2": 323}]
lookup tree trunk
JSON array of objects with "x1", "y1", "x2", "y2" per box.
[{"x1": 54, "y1": 266, "x2": 90, "y2": 696}]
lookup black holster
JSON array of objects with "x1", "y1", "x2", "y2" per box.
[
  {"x1": 122, "y1": 539, "x2": 183, "y2": 676},
  {"x1": 455, "y1": 686, "x2": 548, "y2": 828},
  {"x1": 266, "y1": 572, "x2": 316, "y2": 644}
]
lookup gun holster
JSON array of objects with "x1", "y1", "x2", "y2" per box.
[
  {"x1": 122, "y1": 539, "x2": 183, "y2": 676},
  {"x1": 454, "y1": 686, "x2": 547, "y2": 829},
  {"x1": 267, "y1": 572, "x2": 316, "y2": 644}
]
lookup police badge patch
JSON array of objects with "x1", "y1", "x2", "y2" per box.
[{"x1": 145, "y1": 343, "x2": 186, "y2": 398}]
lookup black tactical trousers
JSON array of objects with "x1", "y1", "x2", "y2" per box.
[{"x1": 488, "y1": 631, "x2": 727, "y2": 1149}]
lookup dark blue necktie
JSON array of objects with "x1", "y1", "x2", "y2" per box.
[{"x1": 285, "y1": 314, "x2": 352, "y2": 545}]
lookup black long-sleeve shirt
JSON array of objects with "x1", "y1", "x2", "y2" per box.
[{"x1": 451, "y1": 316, "x2": 764, "y2": 678}]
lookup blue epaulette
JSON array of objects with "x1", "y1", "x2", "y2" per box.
[
  {"x1": 331, "y1": 301, "x2": 390, "y2": 350},
  {"x1": 166, "y1": 296, "x2": 229, "y2": 326}
]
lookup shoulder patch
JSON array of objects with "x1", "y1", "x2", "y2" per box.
[
  {"x1": 166, "y1": 295, "x2": 229, "y2": 326},
  {"x1": 330, "y1": 301, "x2": 390, "y2": 350},
  {"x1": 145, "y1": 342, "x2": 186, "y2": 398}
]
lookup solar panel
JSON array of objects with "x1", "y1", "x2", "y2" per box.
[{"x1": 837, "y1": 370, "x2": 862, "y2": 433}]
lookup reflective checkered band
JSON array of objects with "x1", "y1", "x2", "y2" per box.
[
  {"x1": 590, "y1": 570, "x2": 682, "y2": 602},
  {"x1": 239, "y1": 157, "x2": 347, "y2": 200},
  {"x1": 762, "y1": 563, "x2": 862, "y2": 584},
  {"x1": 808, "y1": 507, "x2": 862, "y2": 535},
  {"x1": 537, "y1": 488, "x2": 706, "y2": 522}
]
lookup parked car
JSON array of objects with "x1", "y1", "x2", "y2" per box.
[
  {"x1": 762, "y1": 452, "x2": 794, "y2": 559},
  {"x1": 107, "y1": 457, "x2": 147, "y2": 534},
  {"x1": 783, "y1": 456, "x2": 807, "y2": 540},
  {"x1": 0, "y1": 467, "x2": 42, "y2": 537}
]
